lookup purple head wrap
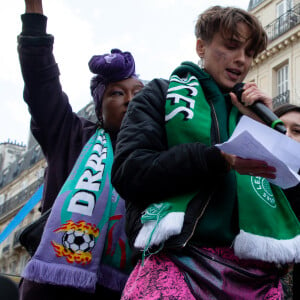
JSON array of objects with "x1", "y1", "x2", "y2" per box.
[{"x1": 89, "y1": 48, "x2": 137, "y2": 115}]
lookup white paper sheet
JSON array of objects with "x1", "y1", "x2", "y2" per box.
[{"x1": 216, "y1": 116, "x2": 300, "y2": 188}]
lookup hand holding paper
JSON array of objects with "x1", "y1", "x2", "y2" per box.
[{"x1": 216, "y1": 116, "x2": 300, "y2": 188}]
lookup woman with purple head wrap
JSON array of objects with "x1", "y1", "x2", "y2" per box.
[
  {"x1": 89, "y1": 49, "x2": 138, "y2": 115},
  {"x1": 89, "y1": 48, "x2": 142, "y2": 137},
  {"x1": 18, "y1": 1, "x2": 144, "y2": 300}
]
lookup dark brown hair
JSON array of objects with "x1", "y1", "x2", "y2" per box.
[
  {"x1": 195, "y1": 6, "x2": 268, "y2": 58},
  {"x1": 274, "y1": 103, "x2": 300, "y2": 117}
]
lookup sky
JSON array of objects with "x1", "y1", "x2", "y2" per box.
[{"x1": 1, "y1": 0, "x2": 250, "y2": 147}]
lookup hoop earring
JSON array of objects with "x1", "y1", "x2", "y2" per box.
[
  {"x1": 97, "y1": 115, "x2": 104, "y2": 128},
  {"x1": 198, "y1": 58, "x2": 204, "y2": 69}
]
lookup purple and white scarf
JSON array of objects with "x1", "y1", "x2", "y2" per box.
[{"x1": 22, "y1": 128, "x2": 132, "y2": 292}]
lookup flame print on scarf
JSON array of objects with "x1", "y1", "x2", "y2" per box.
[{"x1": 52, "y1": 220, "x2": 99, "y2": 265}]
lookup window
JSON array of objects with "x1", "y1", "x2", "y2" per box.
[
  {"x1": 277, "y1": 64, "x2": 289, "y2": 95},
  {"x1": 273, "y1": 63, "x2": 290, "y2": 108},
  {"x1": 0, "y1": 194, "x2": 5, "y2": 205},
  {"x1": 277, "y1": 0, "x2": 293, "y2": 17},
  {"x1": 252, "y1": 0, "x2": 262, "y2": 6},
  {"x1": 276, "y1": 0, "x2": 293, "y2": 34}
]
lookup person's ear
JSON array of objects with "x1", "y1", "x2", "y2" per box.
[{"x1": 196, "y1": 39, "x2": 205, "y2": 58}]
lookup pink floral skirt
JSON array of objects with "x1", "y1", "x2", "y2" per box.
[
  {"x1": 121, "y1": 254, "x2": 196, "y2": 300},
  {"x1": 121, "y1": 246, "x2": 284, "y2": 300}
]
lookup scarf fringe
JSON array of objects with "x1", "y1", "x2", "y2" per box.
[
  {"x1": 134, "y1": 212, "x2": 185, "y2": 249},
  {"x1": 234, "y1": 230, "x2": 300, "y2": 263},
  {"x1": 22, "y1": 259, "x2": 97, "y2": 292}
]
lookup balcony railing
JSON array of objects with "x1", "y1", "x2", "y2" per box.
[
  {"x1": 272, "y1": 90, "x2": 290, "y2": 108},
  {"x1": 265, "y1": 4, "x2": 300, "y2": 42}
]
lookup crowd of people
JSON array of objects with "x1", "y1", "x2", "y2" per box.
[{"x1": 16, "y1": 0, "x2": 300, "y2": 299}]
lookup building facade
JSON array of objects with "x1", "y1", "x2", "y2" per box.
[{"x1": 246, "y1": 0, "x2": 300, "y2": 108}]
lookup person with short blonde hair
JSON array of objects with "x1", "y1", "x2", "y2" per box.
[{"x1": 112, "y1": 5, "x2": 294, "y2": 299}]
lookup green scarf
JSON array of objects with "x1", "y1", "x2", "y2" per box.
[{"x1": 135, "y1": 62, "x2": 300, "y2": 263}]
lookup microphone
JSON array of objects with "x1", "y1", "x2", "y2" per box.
[{"x1": 232, "y1": 83, "x2": 287, "y2": 134}]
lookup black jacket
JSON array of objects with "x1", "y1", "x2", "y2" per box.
[
  {"x1": 18, "y1": 14, "x2": 98, "y2": 213},
  {"x1": 112, "y1": 78, "x2": 235, "y2": 252}
]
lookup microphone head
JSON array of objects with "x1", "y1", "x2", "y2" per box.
[{"x1": 232, "y1": 83, "x2": 244, "y2": 102}]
